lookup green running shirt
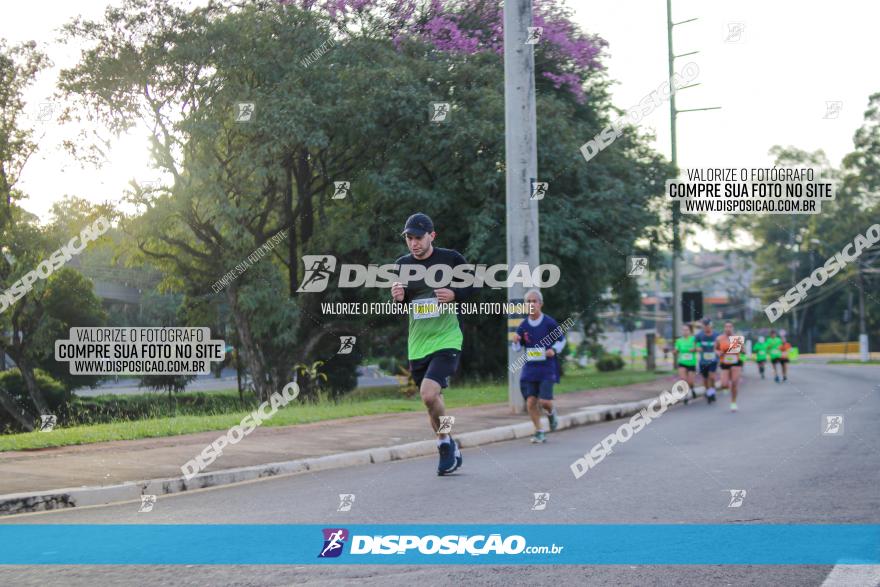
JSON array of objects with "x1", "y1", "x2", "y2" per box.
[
  {"x1": 675, "y1": 336, "x2": 697, "y2": 367},
  {"x1": 395, "y1": 247, "x2": 477, "y2": 360},
  {"x1": 753, "y1": 340, "x2": 767, "y2": 361},
  {"x1": 766, "y1": 336, "x2": 783, "y2": 359}
]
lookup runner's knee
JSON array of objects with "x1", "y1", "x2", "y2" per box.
[{"x1": 420, "y1": 380, "x2": 442, "y2": 404}]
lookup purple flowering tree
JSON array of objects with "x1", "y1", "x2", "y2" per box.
[{"x1": 287, "y1": 0, "x2": 607, "y2": 104}]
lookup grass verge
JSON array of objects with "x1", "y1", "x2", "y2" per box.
[
  {"x1": 828, "y1": 359, "x2": 880, "y2": 365},
  {"x1": 0, "y1": 366, "x2": 670, "y2": 452}
]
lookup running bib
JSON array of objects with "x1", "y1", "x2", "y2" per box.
[
  {"x1": 702, "y1": 352, "x2": 717, "y2": 362},
  {"x1": 680, "y1": 352, "x2": 694, "y2": 362},
  {"x1": 412, "y1": 297, "x2": 440, "y2": 320},
  {"x1": 526, "y1": 347, "x2": 546, "y2": 362},
  {"x1": 722, "y1": 353, "x2": 739, "y2": 365}
]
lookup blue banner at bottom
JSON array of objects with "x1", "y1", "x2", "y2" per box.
[{"x1": 0, "y1": 525, "x2": 878, "y2": 564}]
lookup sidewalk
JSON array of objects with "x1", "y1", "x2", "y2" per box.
[{"x1": 0, "y1": 374, "x2": 681, "y2": 512}]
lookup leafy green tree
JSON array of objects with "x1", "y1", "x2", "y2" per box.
[
  {"x1": 32, "y1": 268, "x2": 108, "y2": 391},
  {"x1": 0, "y1": 207, "x2": 108, "y2": 429},
  {"x1": 58, "y1": 0, "x2": 408, "y2": 399},
  {"x1": 57, "y1": 0, "x2": 675, "y2": 389},
  {"x1": 718, "y1": 95, "x2": 880, "y2": 349},
  {"x1": 0, "y1": 40, "x2": 50, "y2": 232}
]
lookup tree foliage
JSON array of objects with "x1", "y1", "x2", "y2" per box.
[
  {"x1": 718, "y1": 95, "x2": 880, "y2": 348},
  {"x1": 55, "y1": 0, "x2": 672, "y2": 388}
]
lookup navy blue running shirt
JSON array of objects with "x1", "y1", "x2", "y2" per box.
[
  {"x1": 695, "y1": 330, "x2": 719, "y2": 364},
  {"x1": 516, "y1": 314, "x2": 565, "y2": 383}
]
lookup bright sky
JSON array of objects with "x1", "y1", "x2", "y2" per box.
[
  {"x1": 570, "y1": 0, "x2": 880, "y2": 248},
  {"x1": 4, "y1": 0, "x2": 879, "y2": 250}
]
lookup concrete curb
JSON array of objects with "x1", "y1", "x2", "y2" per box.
[{"x1": 0, "y1": 386, "x2": 706, "y2": 516}]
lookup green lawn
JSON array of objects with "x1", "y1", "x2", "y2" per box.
[
  {"x1": 828, "y1": 359, "x2": 880, "y2": 365},
  {"x1": 0, "y1": 366, "x2": 670, "y2": 452}
]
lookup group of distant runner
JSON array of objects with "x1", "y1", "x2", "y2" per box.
[{"x1": 673, "y1": 318, "x2": 793, "y2": 412}]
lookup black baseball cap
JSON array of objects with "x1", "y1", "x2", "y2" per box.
[
  {"x1": 701, "y1": 317, "x2": 712, "y2": 326},
  {"x1": 401, "y1": 213, "x2": 434, "y2": 236}
]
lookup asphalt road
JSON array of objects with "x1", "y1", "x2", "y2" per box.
[{"x1": 2, "y1": 362, "x2": 879, "y2": 586}]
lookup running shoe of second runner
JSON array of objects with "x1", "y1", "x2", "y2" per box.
[{"x1": 547, "y1": 408, "x2": 559, "y2": 432}]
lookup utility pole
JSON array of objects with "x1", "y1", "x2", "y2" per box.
[
  {"x1": 858, "y1": 248, "x2": 880, "y2": 361},
  {"x1": 857, "y1": 258, "x2": 869, "y2": 362},
  {"x1": 666, "y1": 0, "x2": 720, "y2": 339},
  {"x1": 789, "y1": 249, "x2": 799, "y2": 339},
  {"x1": 504, "y1": 0, "x2": 539, "y2": 413},
  {"x1": 844, "y1": 291, "x2": 853, "y2": 360},
  {"x1": 666, "y1": 0, "x2": 682, "y2": 342}
]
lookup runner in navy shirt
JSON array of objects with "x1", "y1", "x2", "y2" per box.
[
  {"x1": 513, "y1": 289, "x2": 565, "y2": 443},
  {"x1": 695, "y1": 317, "x2": 719, "y2": 404}
]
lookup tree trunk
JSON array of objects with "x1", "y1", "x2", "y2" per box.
[
  {"x1": 11, "y1": 353, "x2": 49, "y2": 416},
  {"x1": 284, "y1": 155, "x2": 298, "y2": 296},
  {"x1": 0, "y1": 389, "x2": 34, "y2": 431},
  {"x1": 235, "y1": 348, "x2": 244, "y2": 404},
  {"x1": 297, "y1": 148, "x2": 314, "y2": 245},
  {"x1": 225, "y1": 284, "x2": 272, "y2": 402}
]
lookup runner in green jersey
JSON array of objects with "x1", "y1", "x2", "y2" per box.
[
  {"x1": 752, "y1": 336, "x2": 768, "y2": 379},
  {"x1": 766, "y1": 329, "x2": 784, "y2": 383},
  {"x1": 391, "y1": 213, "x2": 477, "y2": 476},
  {"x1": 674, "y1": 323, "x2": 698, "y2": 404}
]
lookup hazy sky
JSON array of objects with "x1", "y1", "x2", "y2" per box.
[{"x1": 4, "y1": 0, "x2": 879, "y2": 249}]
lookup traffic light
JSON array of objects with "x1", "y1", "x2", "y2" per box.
[{"x1": 682, "y1": 291, "x2": 703, "y2": 323}]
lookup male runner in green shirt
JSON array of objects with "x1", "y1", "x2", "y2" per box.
[
  {"x1": 391, "y1": 213, "x2": 477, "y2": 476},
  {"x1": 766, "y1": 329, "x2": 784, "y2": 383},
  {"x1": 752, "y1": 336, "x2": 768, "y2": 379},
  {"x1": 673, "y1": 323, "x2": 698, "y2": 404}
]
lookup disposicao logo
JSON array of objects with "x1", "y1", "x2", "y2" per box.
[
  {"x1": 296, "y1": 256, "x2": 560, "y2": 292},
  {"x1": 315, "y1": 530, "x2": 563, "y2": 558},
  {"x1": 318, "y1": 528, "x2": 349, "y2": 558}
]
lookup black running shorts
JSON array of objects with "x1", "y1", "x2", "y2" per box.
[{"x1": 410, "y1": 348, "x2": 461, "y2": 389}]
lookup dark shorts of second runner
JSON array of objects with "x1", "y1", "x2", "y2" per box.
[
  {"x1": 771, "y1": 357, "x2": 789, "y2": 365},
  {"x1": 677, "y1": 363, "x2": 696, "y2": 372},
  {"x1": 410, "y1": 348, "x2": 460, "y2": 389},
  {"x1": 720, "y1": 361, "x2": 744, "y2": 370},
  {"x1": 699, "y1": 362, "x2": 718, "y2": 378},
  {"x1": 521, "y1": 380, "x2": 554, "y2": 400}
]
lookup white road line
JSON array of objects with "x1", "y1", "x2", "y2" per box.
[{"x1": 820, "y1": 564, "x2": 880, "y2": 587}]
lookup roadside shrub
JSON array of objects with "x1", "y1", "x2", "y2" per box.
[
  {"x1": 0, "y1": 381, "x2": 259, "y2": 433},
  {"x1": 595, "y1": 354, "x2": 625, "y2": 372},
  {"x1": 580, "y1": 341, "x2": 606, "y2": 360},
  {"x1": 64, "y1": 391, "x2": 256, "y2": 426},
  {"x1": 0, "y1": 369, "x2": 69, "y2": 433},
  {"x1": 376, "y1": 356, "x2": 401, "y2": 374}
]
